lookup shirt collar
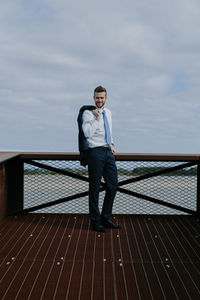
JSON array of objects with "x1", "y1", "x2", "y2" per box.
[{"x1": 95, "y1": 106, "x2": 104, "y2": 113}]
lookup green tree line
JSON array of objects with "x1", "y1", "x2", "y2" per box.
[{"x1": 24, "y1": 166, "x2": 197, "y2": 176}]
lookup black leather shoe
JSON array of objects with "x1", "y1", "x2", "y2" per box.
[
  {"x1": 103, "y1": 219, "x2": 121, "y2": 229},
  {"x1": 91, "y1": 223, "x2": 106, "y2": 232}
]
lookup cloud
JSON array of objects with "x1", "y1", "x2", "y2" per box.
[{"x1": 0, "y1": 0, "x2": 200, "y2": 153}]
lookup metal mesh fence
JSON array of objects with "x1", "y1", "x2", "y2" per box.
[{"x1": 23, "y1": 159, "x2": 197, "y2": 215}]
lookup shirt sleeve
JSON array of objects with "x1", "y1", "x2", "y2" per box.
[{"x1": 82, "y1": 110, "x2": 99, "y2": 138}]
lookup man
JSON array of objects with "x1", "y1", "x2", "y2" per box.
[{"x1": 81, "y1": 86, "x2": 120, "y2": 232}]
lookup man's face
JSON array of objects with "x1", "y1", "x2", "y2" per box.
[{"x1": 94, "y1": 92, "x2": 107, "y2": 108}]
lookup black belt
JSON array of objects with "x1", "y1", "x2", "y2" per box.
[{"x1": 89, "y1": 146, "x2": 111, "y2": 151}]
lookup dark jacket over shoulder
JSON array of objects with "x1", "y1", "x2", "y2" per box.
[{"x1": 77, "y1": 105, "x2": 96, "y2": 166}]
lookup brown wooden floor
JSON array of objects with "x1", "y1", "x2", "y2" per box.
[{"x1": 0, "y1": 214, "x2": 200, "y2": 300}]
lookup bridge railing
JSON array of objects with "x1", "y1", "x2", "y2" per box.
[{"x1": 1, "y1": 152, "x2": 200, "y2": 219}]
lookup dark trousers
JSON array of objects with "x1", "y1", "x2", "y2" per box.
[{"x1": 88, "y1": 147, "x2": 118, "y2": 224}]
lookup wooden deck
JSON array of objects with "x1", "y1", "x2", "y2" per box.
[{"x1": 0, "y1": 214, "x2": 200, "y2": 300}]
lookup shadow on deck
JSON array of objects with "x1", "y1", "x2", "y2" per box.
[{"x1": 0, "y1": 214, "x2": 200, "y2": 300}]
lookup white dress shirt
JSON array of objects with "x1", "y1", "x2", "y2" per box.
[{"x1": 82, "y1": 107, "x2": 114, "y2": 148}]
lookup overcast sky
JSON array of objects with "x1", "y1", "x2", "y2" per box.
[{"x1": 0, "y1": 0, "x2": 200, "y2": 154}]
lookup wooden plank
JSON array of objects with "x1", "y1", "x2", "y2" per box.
[
  {"x1": 0, "y1": 153, "x2": 20, "y2": 163},
  {"x1": 0, "y1": 215, "x2": 200, "y2": 299},
  {"x1": 18, "y1": 152, "x2": 200, "y2": 162}
]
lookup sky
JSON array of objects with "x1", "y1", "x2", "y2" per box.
[{"x1": 0, "y1": 0, "x2": 200, "y2": 154}]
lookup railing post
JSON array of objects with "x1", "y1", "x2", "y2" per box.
[
  {"x1": 0, "y1": 162, "x2": 7, "y2": 221},
  {"x1": 6, "y1": 157, "x2": 24, "y2": 216},
  {"x1": 197, "y1": 162, "x2": 200, "y2": 217}
]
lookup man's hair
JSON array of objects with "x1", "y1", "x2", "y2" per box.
[{"x1": 94, "y1": 85, "x2": 107, "y2": 96}]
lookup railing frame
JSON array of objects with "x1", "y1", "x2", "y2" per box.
[
  {"x1": 1, "y1": 152, "x2": 200, "y2": 219},
  {"x1": 197, "y1": 162, "x2": 200, "y2": 216}
]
